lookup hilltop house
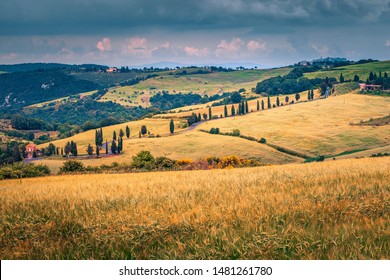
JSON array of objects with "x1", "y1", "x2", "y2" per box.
[
  {"x1": 25, "y1": 143, "x2": 40, "y2": 158},
  {"x1": 106, "y1": 67, "x2": 118, "y2": 73}
]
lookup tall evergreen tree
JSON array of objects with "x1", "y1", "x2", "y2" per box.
[
  {"x1": 384, "y1": 72, "x2": 388, "y2": 78},
  {"x1": 126, "y1": 125, "x2": 130, "y2": 139},
  {"x1": 231, "y1": 104, "x2": 235, "y2": 116},
  {"x1": 71, "y1": 142, "x2": 78, "y2": 157},
  {"x1": 295, "y1": 92, "x2": 300, "y2": 101},
  {"x1": 141, "y1": 125, "x2": 147, "y2": 136},
  {"x1": 198, "y1": 113, "x2": 201, "y2": 122},
  {"x1": 111, "y1": 140, "x2": 117, "y2": 154},
  {"x1": 95, "y1": 129, "x2": 98, "y2": 146},
  {"x1": 100, "y1": 128, "x2": 103, "y2": 145},
  {"x1": 267, "y1": 95, "x2": 271, "y2": 109},
  {"x1": 276, "y1": 96, "x2": 280, "y2": 106},
  {"x1": 169, "y1": 119, "x2": 175, "y2": 134},
  {"x1": 257, "y1": 100, "x2": 260, "y2": 111},
  {"x1": 285, "y1": 96, "x2": 290, "y2": 103},
  {"x1": 208, "y1": 106, "x2": 212, "y2": 119},
  {"x1": 118, "y1": 137, "x2": 122, "y2": 153},
  {"x1": 354, "y1": 75, "x2": 360, "y2": 82},
  {"x1": 307, "y1": 90, "x2": 311, "y2": 100},
  {"x1": 224, "y1": 105, "x2": 228, "y2": 117},
  {"x1": 64, "y1": 142, "x2": 71, "y2": 158},
  {"x1": 96, "y1": 146, "x2": 100, "y2": 156},
  {"x1": 261, "y1": 100, "x2": 265, "y2": 110},
  {"x1": 245, "y1": 100, "x2": 249, "y2": 113},
  {"x1": 113, "y1": 131, "x2": 117, "y2": 140},
  {"x1": 310, "y1": 89, "x2": 314, "y2": 100},
  {"x1": 119, "y1": 129, "x2": 124, "y2": 139},
  {"x1": 339, "y1": 73, "x2": 345, "y2": 83},
  {"x1": 105, "y1": 140, "x2": 108, "y2": 154}
]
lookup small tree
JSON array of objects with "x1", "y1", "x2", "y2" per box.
[
  {"x1": 339, "y1": 73, "x2": 345, "y2": 83},
  {"x1": 231, "y1": 104, "x2": 235, "y2": 116},
  {"x1": 119, "y1": 129, "x2": 124, "y2": 139},
  {"x1": 307, "y1": 90, "x2": 311, "y2": 100},
  {"x1": 257, "y1": 100, "x2": 260, "y2": 111},
  {"x1": 261, "y1": 100, "x2": 265, "y2": 110},
  {"x1": 310, "y1": 89, "x2": 314, "y2": 100},
  {"x1": 208, "y1": 106, "x2": 212, "y2": 120},
  {"x1": 86, "y1": 144, "x2": 94, "y2": 156},
  {"x1": 224, "y1": 105, "x2": 228, "y2": 117},
  {"x1": 295, "y1": 92, "x2": 300, "y2": 102},
  {"x1": 203, "y1": 113, "x2": 208, "y2": 120},
  {"x1": 141, "y1": 125, "x2": 147, "y2": 136},
  {"x1": 267, "y1": 95, "x2": 271, "y2": 109},
  {"x1": 285, "y1": 96, "x2": 289, "y2": 103},
  {"x1": 126, "y1": 125, "x2": 130, "y2": 139},
  {"x1": 276, "y1": 96, "x2": 280, "y2": 106},
  {"x1": 113, "y1": 131, "x2": 117, "y2": 140},
  {"x1": 354, "y1": 75, "x2": 360, "y2": 82},
  {"x1": 71, "y1": 142, "x2": 78, "y2": 157},
  {"x1": 105, "y1": 140, "x2": 108, "y2": 154},
  {"x1": 169, "y1": 119, "x2": 175, "y2": 134},
  {"x1": 245, "y1": 100, "x2": 249, "y2": 113},
  {"x1": 96, "y1": 146, "x2": 100, "y2": 156}
]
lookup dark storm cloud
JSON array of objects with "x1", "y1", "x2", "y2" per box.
[{"x1": 1, "y1": 0, "x2": 389, "y2": 35}]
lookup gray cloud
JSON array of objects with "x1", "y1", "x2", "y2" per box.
[{"x1": 0, "y1": 0, "x2": 389, "y2": 65}]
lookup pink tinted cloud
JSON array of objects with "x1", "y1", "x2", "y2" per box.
[
  {"x1": 247, "y1": 40, "x2": 266, "y2": 51},
  {"x1": 216, "y1": 38, "x2": 243, "y2": 57},
  {"x1": 184, "y1": 46, "x2": 209, "y2": 57},
  {"x1": 96, "y1": 38, "x2": 112, "y2": 52},
  {"x1": 124, "y1": 37, "x2": 150, "y2": 57}
]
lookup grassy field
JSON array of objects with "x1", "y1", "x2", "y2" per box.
[
  {"x1": 0, "y1": 157, "x2": 388, "y2": 259},
  {"x1": 38, "y1": 118, "x2": 187, "y2": 153},
  {"x1": 25, "y1": 90, "x2": 98, "y2": 109},
  {"x1": 304, "y1": 60, "x2": 390, "y2": 81},
  {"x1": 99, "y1": 68, "x2": 291, "y2": 107},
  {"x1": 197, "y1": 93, "x2": 390, "y2": 157},
  {"x1": 37, "y1": 130, "x2": 301, "y2": 173}
]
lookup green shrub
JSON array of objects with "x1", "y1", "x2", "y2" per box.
[
  {"x1": 131, "y1": 150, "x2": 155, "y2": 170},
  {"x1": 259, "y1": 138, "x2": 267, "y2": 144},
  {"x1": 59, "y1": 160, "x2": 85, "y2": 173}
]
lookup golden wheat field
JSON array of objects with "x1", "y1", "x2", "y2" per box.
[{"x1": 0, "y1": 157, "x2": 389, "y2": 260}]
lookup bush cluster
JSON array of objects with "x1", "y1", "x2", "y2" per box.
[{"x1": 0, "y1": 163, "x2": 50, "y2": 180}]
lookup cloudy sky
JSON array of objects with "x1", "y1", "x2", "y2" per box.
[{"x1": 0, "y1": 0, "x2": 389, "y2": 67}]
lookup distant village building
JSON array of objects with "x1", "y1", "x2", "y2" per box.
[
  {"x1": 25, "y1": 143, "x2": 40, "y2": 158},
  {"x1": 106, "y1": 67, "x2": 118, "y2": 73},
  {"x1": 359, "y1": 83, "x2": 383, "y2": 91}
]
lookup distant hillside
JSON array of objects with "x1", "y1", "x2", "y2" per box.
[
  {"x1": 304, "y1": 60, "x2": 390, "y2": 80},
  {"x1": 0, "y1": 63, "x2": 108, "y2": 73}
]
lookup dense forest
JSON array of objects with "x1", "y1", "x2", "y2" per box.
[{"x1": 255, "y1": 68, "x2": 333, "y2": 95}]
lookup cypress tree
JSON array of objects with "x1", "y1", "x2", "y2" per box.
[
  {"x1": 224, "y1": 105, "x2": 228, "y2": 117},
  {"x1": 126, "y1": 125, "x2": 130, "y2": 139},
  {"x1": 384, "y1": 72, "x2": 388, "y2": 78},
  {"x1": 100, "y1": 128, "x2": 103, "y2": 145},
  {"x1": 96, "y1": 146, "x2": 100, "y2": 156},
  {"x1": 198, "y1": 113, "x2": 201, "y2": 122},
  {"x1": 231, "y1": 104, "x2": 235, "y2": 116},
  {"x1": 311, "y1": 90, "x2": 314, "y2": 100},
  {"x1": 267, "y1": 95, "x2": 271, "y2": 109},
  {"x1": 118, "y1": 137, "x2": 122, "y2": 153},
  {"x1": 111, "y1": 140, "x2": 117, "y2": 154},
  {"x1": 276, "y1": 96, "x2": 280, "y2": 106},
  {"x1": 238, "y1": 102, "x2": 242, "y2": 115},
  {"x1": 257, "y1": 100, "x2": 260, "y2": 111},
  {"x1": 169, "y1": 119, "x2": 174, "y2": 134},
  {"x1": 245, "y1": 100, "x2": 249, "y2": 113},
  {"x1": 261, "y1": 100, "x2": 264, "y2": 110},
  {"x1": 285, "y1": 96, "x2": 289, "y2": 103},
  {"x1": 307, "y1": 90, "x2": 311, "y2": 100},
  {"x1": 339, "y1": 73, "x2": 344, "y2": 83},
  {"x1": 61, "y1": 147, "x2": 64, "y2": 156},
  {"x1": 105, "y1": 140, "x2": 108, "y2": 154},
  {"x1": 208, "y1": 106, "x2": 212, "y2": 119},
  {"x1": 113, "y1": 131, "x2": 117, "y2": 140},
  {"x1": 119, "y1": 129, "x2": 124, "y2": 139}
]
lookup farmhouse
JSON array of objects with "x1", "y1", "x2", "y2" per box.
[
  {"x1": 25, "y1": 143, "x2": 40, "y2": 158},
  {"x1": 106, "y1": 67, "x2": 118, "y2": 73},
  {"x1": 359, "y1": 83, "x2": 383, "y2": 91}
]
